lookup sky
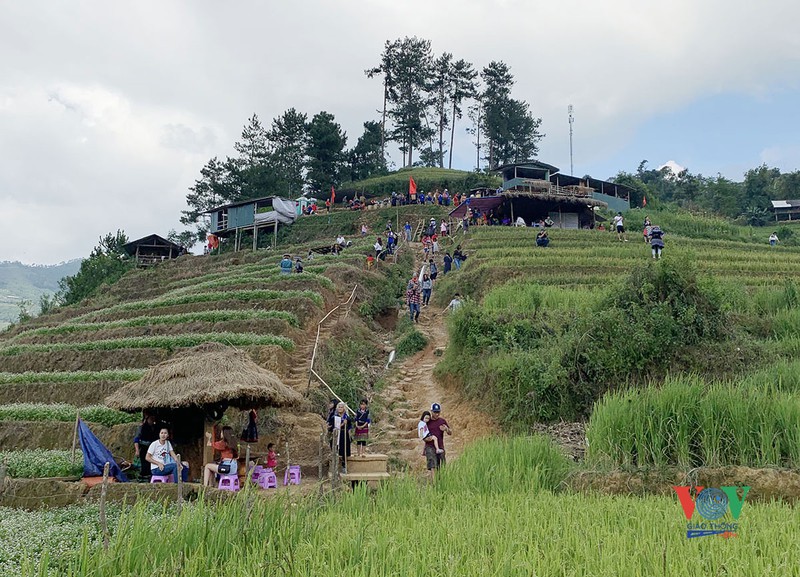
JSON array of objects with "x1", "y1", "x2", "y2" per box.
[{"x1": 1, "y1": 0, "x2": 799, "y2": 264}]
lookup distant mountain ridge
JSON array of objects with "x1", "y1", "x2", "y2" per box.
[{"x1": 0, "y1": 259, "x2": 82, "y2": 328}]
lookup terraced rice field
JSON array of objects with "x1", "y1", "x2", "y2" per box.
[
  {"x1": 0, "y1": 246, "x2": 370, "y2": 476},
  {"x1": 461, "y1": 227, "x2": 800, "y2": 292}
]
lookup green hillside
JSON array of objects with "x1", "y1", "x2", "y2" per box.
[{"x1": 0, "y1": 260, "x2": 81, "y2": 329}]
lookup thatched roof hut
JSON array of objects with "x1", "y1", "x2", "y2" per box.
[{"x1": 106, "y1": 342, "x2": 301, "y2": 412}]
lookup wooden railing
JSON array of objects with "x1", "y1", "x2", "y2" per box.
[{"x1": 307, "y1": 285, "x2": 358, "y2": 415}]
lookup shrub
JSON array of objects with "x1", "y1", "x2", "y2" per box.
[{"x1": 395, "y1": 329, "x2": 427, "y2": 358}]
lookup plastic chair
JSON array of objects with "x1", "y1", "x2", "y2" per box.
[
  {"x1": 284, "y1": 465, "x2": 301, "y2": 486},
  {"x1": 258, "y1": 469, "x2": 278, "y2": 489},
  {"x1": 218, "y1": 474, "x2": 240, "y2": 492},
  {"x1": 249, "y1": 465, "x2": 265, "y2": 484},
  {"x1": 150, "y1": 474, "x2": 172, "y2": 484}
]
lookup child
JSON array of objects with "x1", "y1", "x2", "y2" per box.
[
  {"x1": 366, "y1": 254, "x2": 375, "y2": 270},
  {"x1": 418, "y1": 411, "x2": 444, "y2": 454},
  {"x1": 354, "y1": 399, "x2": 371, "y2": 456},
  {"x1": 266, "y1": 443, "x2": 278, "y2": 470}
]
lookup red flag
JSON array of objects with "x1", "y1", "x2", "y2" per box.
[
  {"x1": 330, "y1": 186, "x2": 336, "y2": 203},
  {"x1": 409, "y1": 177, "x2": 417, "y2": 196},
  {"x1": 642, "y1": 195, "x2": 647, "y2": 207}
]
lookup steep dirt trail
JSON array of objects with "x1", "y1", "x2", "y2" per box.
[{"x1": 370, "y1": 241, "x2": 497, "y2": 470}]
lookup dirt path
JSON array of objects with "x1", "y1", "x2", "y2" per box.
[{"x1": 370, "y1": 246, "x2": 497, "y2": 470}]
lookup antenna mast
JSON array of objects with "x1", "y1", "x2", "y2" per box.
[{"x1": 568, "y1": 104, "x2": 574, "y2": 176}]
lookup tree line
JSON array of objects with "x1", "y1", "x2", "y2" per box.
[
  {"x1": 612, "y1": 162, "x2": 800, "y2": 226},
  {"x1": 178, "y1": 36, "x2": 543, "y2": 244}
]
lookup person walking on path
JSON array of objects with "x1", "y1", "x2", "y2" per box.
[
  {"x1": 421, "y1": 274, "x2": 433, "y2": 306},
  {"x1": 443, "y1": 293, "x2": 463, "y2": 313},
  {"x1": 613, "y1": 212, "x2": 628, "y2": 242},
  {"x1": 650, "y1": 226, "x2": 665, "y2": 259},
  {"x1": 423, "y1": 403, "x2": 452, "y2": 472},
  {"x1": 428, "y1": 259, "x2": 438, "y2": 281},
  {"x1": 453, "y1": 246, "x2": 465, "y2": 270},
  {"x1": 406, "y1": 277, "x2": 421, "y2": 322},
  {"x1": 404, "y1": 221, "x2": 412, "y2": 242},
  {"x1": 443, "y1": 252, "x2": 452, "y2": 275}
]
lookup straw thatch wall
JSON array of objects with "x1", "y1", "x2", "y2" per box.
[{"x1": 105, "y1": 342, "x2": 301, "y2": 412}]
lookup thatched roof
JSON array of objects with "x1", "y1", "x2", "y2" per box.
[{"x1": 106, "y1": 342, "x2": 302, "y2": 412}]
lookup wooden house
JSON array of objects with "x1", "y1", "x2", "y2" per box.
[
  {"x1": 205, "y1": 196, "x2": 298, "y2": 251},
  {"x1": 122, "y1": 234, "x2": 185, "y2": 267},
  {"x1": 771, "y1": 200, "x2": 800, "y2": 221},
  {"x1": 482, "y1": 161, "x2": 633, "y2": 228}
]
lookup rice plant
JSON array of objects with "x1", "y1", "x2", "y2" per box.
[
  {"x1": 0, "y1": 332, "x2": 294, "y2": 355},
  {"x1": 0, "y1": 404, "x2": 137, "y2": 427}
]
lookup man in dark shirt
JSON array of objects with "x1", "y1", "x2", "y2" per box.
[{"x1": 424, "y1": 403, "x2": 452, "y2": 471}]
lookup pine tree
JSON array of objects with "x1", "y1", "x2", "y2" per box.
[{"x1": 306, "y1": 111, "x2": 347, "y2": 194}]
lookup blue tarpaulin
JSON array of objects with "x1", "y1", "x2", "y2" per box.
[{"x1": 78, "y1": 419, "x2": 128, "y2": 482}]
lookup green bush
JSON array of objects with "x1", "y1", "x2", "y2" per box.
[
  {"x1": 1, "y1": 449, "x2": 84, "y2": 478},
  {"x1": 395, "y1": 329, "x2": 427, "y2": 358}
]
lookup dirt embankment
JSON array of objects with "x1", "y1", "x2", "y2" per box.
[
  {"x1": 0, "y1": 421, "x2": 137, "y2": 455},
  {"x1": 570, "y1": 467, "x2": 800, "y2": 502}
]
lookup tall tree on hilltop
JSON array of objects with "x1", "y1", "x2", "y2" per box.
[
  {"x1": 348, "y1": 121, "x2": 387, "y2": 181},
  {"x1": 480, "y1": 61, "x2": 543, "y2": 167},
  {"x1": 269, "y1": 108, "x2": 309, "y2": 196},
  {"x1": 429, "y1": 52, "x2": 454, "y2": 168},
  {"x1": 365, "y1": 40, "x2": 399, "y2": 163},
  {"x1": 181, "y1": 156, "x2": 236, "y2": 242},
  {"x1": 57, "y1": 231, "x2": 132, "y2": 306},
  {"x1": 385, "y1": 36, "x2": 433, "y2": 167},
  {"x1": 230, "y1": 113, "x2": 282, "y2": 200},
  {"x1": 306, "y1": 111, "x2": 347, "y2": 195},
  {"x1": 449, "y1": 58, "x2": 478, "y2": 169}
]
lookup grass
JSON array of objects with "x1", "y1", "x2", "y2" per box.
[
  {"x1": 0, "y1": 332, "x2": 294, "y2": 355},
  {"x1": 0, "y1": 449, "x2": 83, "y2": 479},
  {"x1": 68, "y1": 289, "x2": 323, "y2": 323},
  {"x1": 0, "y1": 404, "x2": 138, "y2": 427},
  {"x1": 586, "y1": 376, "x2": 800, "y2": 468},
  {"x1": 25, "y1": 436, "x2": 800, "y2": 576},
  {"x1": 0, "y1": 370, "x2": 144, "y2": 384},
  {"x1": 7, "y1": 310, "x2": 300, "y2": 341}
]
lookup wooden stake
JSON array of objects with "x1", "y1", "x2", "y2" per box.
[
  {"x1": 318, "y1": 432, "x2": 324, "y2": 481},
  {"x1": 99, "y1": 462, "x2": 110, "y2": 551},
  {"x1": 244, "y1": 444, "x2": 251, "y2": 483},
  {"x1": 176, "y1": 454, "x2": 183, "y2": 513},
  {"x1": 71, "y1": 410, "x2": 80, "y2": 464},
  {"x1": 0, "y1": 461, "x2": 6, "y2": 492}
]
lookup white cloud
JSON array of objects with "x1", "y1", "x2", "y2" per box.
[{"x1": 1, "y1": 0, "x2": 800, "y2": 262}]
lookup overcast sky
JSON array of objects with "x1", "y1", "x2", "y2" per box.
[{"x1": 2, "y1": 0, "x2": 799, "y2": 264}]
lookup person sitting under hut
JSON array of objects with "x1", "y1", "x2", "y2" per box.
[
  {"x1": 146, "y1": 427, "x2": 189, "y2": 482},
  {"x1": 203, "y1": 425, "x2": 239, "y2": 487}
]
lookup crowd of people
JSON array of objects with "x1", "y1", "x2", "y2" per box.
[{"x1": 326, "y1": 396, "x2": 453, "y2": 477}]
